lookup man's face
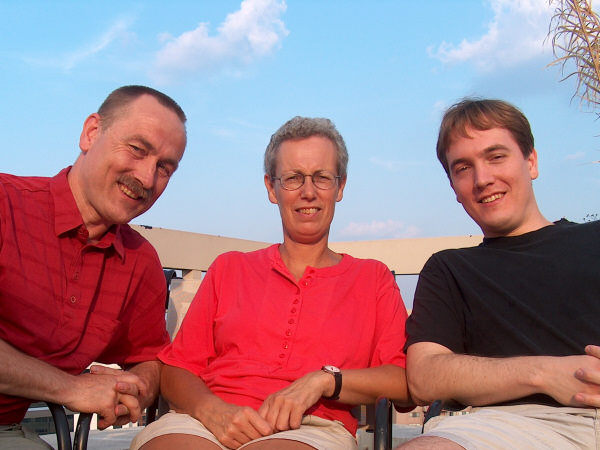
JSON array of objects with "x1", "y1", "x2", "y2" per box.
[
  {"x1": 264, "y1": 136, "x2": 346, "y2": 245},
  {"x1": 75, "y1": 95, "x2": 186, "y2": 230},
  {"x1": 447, "y1": 126, "x2": 540, "y2": 238}
]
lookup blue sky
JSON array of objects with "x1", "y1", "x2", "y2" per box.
[{"x1": 1, "y1": 0, "x2": 599, "y2": 244}]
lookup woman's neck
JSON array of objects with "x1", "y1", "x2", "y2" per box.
[{"x1": 279, "y1": 239, "x2": 341, "y2": 281}]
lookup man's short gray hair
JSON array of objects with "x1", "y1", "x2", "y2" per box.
[{"x1": 264, "y1": 116, "x2": 348, "y2": 178}]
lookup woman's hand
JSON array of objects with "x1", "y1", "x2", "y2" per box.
[{"x1": 257, "y1": 370, "x2": 333, "y2": 431}]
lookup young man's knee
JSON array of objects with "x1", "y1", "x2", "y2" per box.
[{"x1": 396, "y1": 435, "x2": 465, "y2": 450}]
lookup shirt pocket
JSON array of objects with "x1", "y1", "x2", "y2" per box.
[{"x1": 66, "y1": 313, "x2": 122, "y2": 372}]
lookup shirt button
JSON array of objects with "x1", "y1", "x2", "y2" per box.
[
  {"x1": 288, "y1": 318, "x2": 294, "y2": 324},
  {"x1": 279, "y1": 353, "x2": 285, "y2": 359},
  {"x1": 73, "y1": 272, "x2": 79, "y2": 280},
  {"x1": 78, "y1": 229, "x2": 85, "y2": 235},
  {"x1": 293, "y1": 299, "x2": 299, "y2": 304},
  {"x1": 282, "y1": 342, "x2": 289, "y2": 349},
  {"x1": 303, "y1": 281, "x2": 309, "y2": 286},
  {"x1": 290, "y1": 308, "x2": 297, "y2": 314},
  {"x1": 286, "y1": 329, "x2": 292, "y2": 336},
  {"x1": 70, "y1": 296, "x2": 76, "y2": 303}
]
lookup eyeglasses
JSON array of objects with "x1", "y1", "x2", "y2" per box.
[{"x1": 272, "y1": 171, "x2": 341, "y2": 191}]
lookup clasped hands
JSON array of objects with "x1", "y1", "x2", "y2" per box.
[
  {"x1": 65, "y1": 365, "x2": 148, "y2": 429},
  {"x1": 571, "y1": 344, "x2": 600, "y2": 407},
  {"x1": 204, "y1": 370, "x2": 333, "y2": 449}
]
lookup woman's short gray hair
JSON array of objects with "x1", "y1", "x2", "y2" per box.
[{"x1": 264, "y1": 116, "x2": 348, "y2": 178}]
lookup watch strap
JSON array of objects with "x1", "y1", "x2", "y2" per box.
[{"x1": 321, "y1": 366, "x2": 342, "y2": 400}]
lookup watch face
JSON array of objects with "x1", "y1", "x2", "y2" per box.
[{"x1": 323, "y1": 365, "x2": 341, "y2": 373}]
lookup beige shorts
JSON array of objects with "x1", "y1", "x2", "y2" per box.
[
  {"x1": 0, "y1": 424, "x2": 53, "y2": 450},
  {"x1": 130, "y1": 411, "x2": 357, "y2": 450},
  {"x1": 423, "y1": 404, "x2": 598, "y2": 450}
]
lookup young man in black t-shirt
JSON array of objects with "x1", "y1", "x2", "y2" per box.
[{"x1": 400, "y1": 99, "x2": 600, "y2": 450}]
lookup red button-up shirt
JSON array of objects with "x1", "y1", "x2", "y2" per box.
[{"x1": 0, "y1": 168, "x2": 169, "y2": 424}]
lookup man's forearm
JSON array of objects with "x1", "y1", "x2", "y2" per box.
[
  {"x1": 407, "y1": 350, "x2": 544, "y2": 405},
  {"x1": 0, "y1": 338, "x2": 76, "y2": 403},
  {"x1": 407, "y1": 342, "x2": 600, "y2": 407}
]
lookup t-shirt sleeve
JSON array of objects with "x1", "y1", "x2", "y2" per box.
[
  {"x1": 405, "y1": 254, "x2": 466, "y2": 353},
  {"x1": 158, "y1": 259, "x2": 219, "y2": 376},
  {"x1": 370, "y1": 264, "x2": 408, "y2": 368}
]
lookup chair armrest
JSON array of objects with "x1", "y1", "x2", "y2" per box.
[
  {"x1": 374, "y1": 397, "x2": 392, "y2": 450},
  {"x1": 73, "y1": 412, "x2": 93, "y2": 450},
  {"x1": 46, "y1": 402, "x2": 72, "y2": 450}
]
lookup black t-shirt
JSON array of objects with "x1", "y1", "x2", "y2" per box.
[{"x1": 407, "y1": 219, "x2": 600, "y2": 358}]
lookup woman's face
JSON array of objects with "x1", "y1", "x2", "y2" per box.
[{"x1": 264, "y1": 136, "x2": 346, "y2": 245}]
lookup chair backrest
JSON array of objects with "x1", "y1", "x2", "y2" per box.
[
  {"x1": 165, "y1": 274, "x2": 203, "y2": 339},
  {"x1": 153, "y1": 270, "x2": 205, "y2": 418}
]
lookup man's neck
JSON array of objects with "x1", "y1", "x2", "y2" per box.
[{"x1": 67, "y1": 164, "x2": 110, "y2": 242}]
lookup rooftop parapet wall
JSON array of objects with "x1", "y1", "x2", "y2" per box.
[
  {"x1": 331, "y1": 235, "x2": 482, "y2": 275},
  {"x1": 131, "y1": 225, "x2": 271, "y2": 272},
  {"x1": 131, "y1": 225, "x2": 482, "y2": 275}
]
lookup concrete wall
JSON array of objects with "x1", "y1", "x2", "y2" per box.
[{"x1": 132, "y1": 224, "x2": 482, "y2": 275}]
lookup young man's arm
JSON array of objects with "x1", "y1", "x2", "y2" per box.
[{"x1": 407, "y1": 341, "x2": 600, "y2": 407}]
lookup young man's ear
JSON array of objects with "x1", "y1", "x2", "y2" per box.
[{"x1": 527, "y1": 148, "x2": 539, "y2": 181}]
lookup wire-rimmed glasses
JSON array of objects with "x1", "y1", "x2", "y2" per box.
[{"x1": 272, "y1": 171, "x2": 341, "y2": 191}]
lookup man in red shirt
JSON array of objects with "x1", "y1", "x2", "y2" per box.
[{"x1": 0, "y1": 85, "x2": 187, "y2": 448}]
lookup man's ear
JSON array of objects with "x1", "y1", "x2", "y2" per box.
[
  {"x1": 528, "y1": 148, "x2": 539, "y2": 181},
  {"x1": 264, "y1": 174, "x2": 278, "y2": 205},
  {"x1": 449, "y1": 178, "x2": 462, "y2": 204},
  {"x1": 79, "y1": 113, "x2": 102, "y2": 153}
]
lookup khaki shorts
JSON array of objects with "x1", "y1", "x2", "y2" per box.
[
  {"x1": 0, "y1": 424, "x2": 53, "y2": 450},
  {"x1": 423, "y1": 404, "x2": 598, "y2": 450},
  {"x1": 130, "y1": 411, "x2": 357, "y2": 450}
]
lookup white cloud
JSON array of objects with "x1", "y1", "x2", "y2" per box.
[
  {"x1": 337, "y1": 220, "x2": 421, "y2": 240},
  {"x1": 565, "y1": 151, "x2": 586, "y2": 161},
  {"x1": 23, "y1": 18, "x2": 135, "y2": 71},
  {"x1": 152, "y1": 0, "x2": 288, "y2": 83},
  {"x1": 430, "y1": 0, "x2": 552, "y2": 72}
]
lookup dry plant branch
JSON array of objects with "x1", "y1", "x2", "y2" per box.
[{"x1": 548, "y1": 0, "x2": 600, "y2": 108}]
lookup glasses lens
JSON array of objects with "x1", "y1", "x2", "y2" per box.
[
  {"x1": 280, "y1": 173, "x2": 304, "y2": 190},
  {"x1": 313, "y1": 171, "x2": 336, "y2": 189}
]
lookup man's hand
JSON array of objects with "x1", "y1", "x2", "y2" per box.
[
  {"x1": 573, "y1": 345, "x2": 600, "y2": 407},
  {"x1": 541, "y1": 352, "x2": 600, "y2": 407},
  {"x1": 199, "y1": 402, "x2": 273, "y2": 449},
  {"x1": 92, "y1": 365, "x2": 150, "y2": 427},
  {"x1": 64, "y1": 366, "x2": 146, "y2": 429},
  {"x1": 257, "y1": 370, "x2": 332, "y2": 432}
]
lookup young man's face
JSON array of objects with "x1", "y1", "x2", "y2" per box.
[{"x1": 447, "y1": 126, "x2": 541, "y2": 238}]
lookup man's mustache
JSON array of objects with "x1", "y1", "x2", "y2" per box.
[{"x1": 116, "y1": 175, "x2": 149, "y2": 200}]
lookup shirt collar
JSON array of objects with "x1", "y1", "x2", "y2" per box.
[
  {"x1": 267, "y1": 243, "x2": 352, "y2": 278},
  {"x1": 50, "y1": 167, "x2": 125, "y2": 259}
]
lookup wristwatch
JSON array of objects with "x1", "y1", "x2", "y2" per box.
[{"x1": 321, "y1": 365, "x2": 342, "y2": 400}]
